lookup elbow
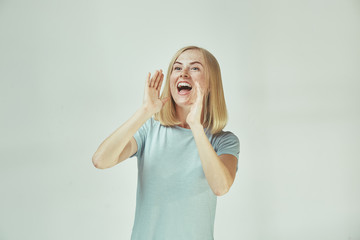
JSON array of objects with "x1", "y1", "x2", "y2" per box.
[{"x1": 213, "y1": 185, "x2": 230, "y2": 197}]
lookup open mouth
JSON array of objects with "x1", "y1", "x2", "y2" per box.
[{"x1": 177, "y1": 82, "x2": 192, "y2": 94}]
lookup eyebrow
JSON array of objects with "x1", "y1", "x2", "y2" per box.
[{"x1": 174, "y1": 61, "x2": 203, "y2": 66}]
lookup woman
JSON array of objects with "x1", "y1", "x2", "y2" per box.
[{"x1": 92, "y1": 46, "x2": 240, "y2": 240}]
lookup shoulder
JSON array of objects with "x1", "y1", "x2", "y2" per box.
[
  {"x1": 210, "y1": 130, "x2": 239, "y2": 144},
  {"x1": 208, "y1": 130, "x2": 240, "y2": 156},
  {"x1": 142, "y1": 117, "x2": 160, "y2": 129},
  {"x1": 141, "y1": 117, "x2": 169, "y2": 135},
  {"x1": 149, "y1": 117, "x2": 165, "y2": 129}
]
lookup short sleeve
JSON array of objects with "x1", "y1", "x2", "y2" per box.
[
  {"x1": 130, "y1": 118, "x2": 153, "y2": 158},
  {"x1": 213, "y1": 131, "x2": 240, "y2": 171}
]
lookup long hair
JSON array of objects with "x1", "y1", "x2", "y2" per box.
[{"x1": 154, "y1": 46, "x2": 228, "y2": 134}]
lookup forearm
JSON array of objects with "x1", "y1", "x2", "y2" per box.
[
  {"x1": 191, "y1": 125, "x2": 233, "y2": 196},
  {"x1": 92, "y1": 106, "x2": 151, "y2": 168}
]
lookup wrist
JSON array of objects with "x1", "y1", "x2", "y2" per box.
[
  {"x1": 189, "y1": 122, "x2": 203, "y2": 131},
  {"x1": 139, "y1": 105, "x2": 154, "y2": 119}
]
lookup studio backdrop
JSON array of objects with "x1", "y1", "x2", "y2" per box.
[{"x1": 0, "y1": 0, "x2": 359, "y2": 239}]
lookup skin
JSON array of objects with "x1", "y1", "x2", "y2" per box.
[
  {"x1": 170, "y1": 49, "x2": 237, "y2": 196},
  {"x1": 92, "y1": 50, "x2": 237, "y2": 196},
  {"x1": 169, "y1": 49, "x2": 209, "y2": 128}
]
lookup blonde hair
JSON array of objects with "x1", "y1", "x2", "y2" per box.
[{"x1": 154, "y1": 46, "x2": 228, "y2": 134}]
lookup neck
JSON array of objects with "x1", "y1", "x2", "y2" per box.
[
  {"x1": 175, "y1": 104, "x2": 205, "y2": 129},
  {"x1": 175, "y1": 105, "x2": 191, "y2": 129}
]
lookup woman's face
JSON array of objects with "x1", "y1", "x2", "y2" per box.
[{"x1": 169, "y1": 49, "x2": 209, "y2": 107}]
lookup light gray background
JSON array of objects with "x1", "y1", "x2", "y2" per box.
[{"x1": 1, "y1": 0, "x2": 359, "y2": 239}]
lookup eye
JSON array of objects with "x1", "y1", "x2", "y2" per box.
[
  {"x1": 174, "y1": 66, "x2": 181, "y2": 70},
  {"x1": 191, "y1": 67, "x2": 200, "y2": 71}
]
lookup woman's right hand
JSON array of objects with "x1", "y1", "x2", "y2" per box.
[{"x1": 142, "y1": 70, "x2": 170, "y2": 115}]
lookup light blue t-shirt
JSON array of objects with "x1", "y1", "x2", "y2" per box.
[{"x1": 130, "y1": 118, "x2": 240, "y2": 240}]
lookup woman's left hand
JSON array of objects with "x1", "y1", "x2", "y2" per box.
[{"x1": 186, "y1": 81, "x2": 204, "y2": 128}]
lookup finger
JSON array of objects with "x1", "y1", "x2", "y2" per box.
[
  {"x1": 157, "y1": 74, "x2": 164, "y2": 97},
  {"x1": 192, "y1": 81, "x2": 199, "y2": 95},
  {"x1": 155, "y1": 72, "x2": 164, "y2": 90},
  {"x1": 194, "y1": 82, "x2": 204, "y2": 102},
  {"x1": 150, "y1": 70, "x2": 159, "y2": 88},
  {"x1": 146, "y1": 72, "x2": 151, "y2": 86},
  {"x1": 195, "y1": 81, "x2": 203, "y2": 95},
  {"x1": 153, "y1": 69, "x2": 162, "y2": 89},
  {"x1": 145, "y1": 73, "x2": 151, "y2": 97}
]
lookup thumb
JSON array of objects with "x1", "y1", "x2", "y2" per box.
[{"x1": 161, "y1": 97, "x2": 170, "y2": 105}]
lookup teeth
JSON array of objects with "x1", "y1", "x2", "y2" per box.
[{"x1": 177, "y1": 82, "x2": 192, "y2": 88}]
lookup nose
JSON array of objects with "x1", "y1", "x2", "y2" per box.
[{"x1": 180, "y1": 68, "x2": 189, "y2": 78}]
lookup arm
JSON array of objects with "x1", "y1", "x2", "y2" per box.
[
  {"x1": 92, "y1": 107, "x2": 151, "y2": 169},
  {"x1": 191, "y1": 126, "x2": 238, "y2": 196},
  {"x1": 92, "y1": 70, "x2": 169, "y2": 169},
  {"x1": 187, "y1": 82, "x2": 238, "y2": 196}
]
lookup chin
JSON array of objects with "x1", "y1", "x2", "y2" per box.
[
  {"x1": 171, "y1": 90, "x2": 195, "y2": 107},
  {"x1": 172, "y1": 96, "x2": 194, "y2": 108}
]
